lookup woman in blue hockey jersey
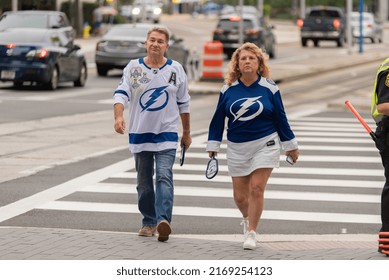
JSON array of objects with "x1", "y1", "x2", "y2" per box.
[{"x1": 206, "y1": 42, "x2": 299, "y2": 250}]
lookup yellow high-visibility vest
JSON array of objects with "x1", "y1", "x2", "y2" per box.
[{"x1": 371, "y1": 57, "x2": 389, "y2": 123}]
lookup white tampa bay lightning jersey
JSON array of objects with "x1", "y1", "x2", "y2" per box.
[{"x1": 113, "y1": 58, "x2": 190, "y2": 153}]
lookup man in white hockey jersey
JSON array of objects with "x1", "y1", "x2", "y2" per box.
[{"x1": 113, "y1": 26, "x2": 191, "y2": 242}]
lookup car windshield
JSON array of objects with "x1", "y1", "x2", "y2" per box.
[
  {"x1": 309, "y1": 10, "x2": 341, "y2": 18},
  {"x1": 351, "y1": 13, "x2": 373, "y2": 23},
  {"x1": 134, "y1": 0, "x2": 161, "y2": 5},
  {"x1": 108, "y1": 26, "x2": 149, "y2": 37},
  {"x1": 0, "y1": 14, "x2": 48, "y2": 29},
  {"x1": 218, "y1": 19, "x2": 254, "y2": 30}
]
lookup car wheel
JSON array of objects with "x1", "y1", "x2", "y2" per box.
[
  {"x1": 337, "y1": 36, "x2": 345, "y2": 47},
  {"x1": 268, "y1": 44, "x2": 276, "y2": 59},
  {"x1": 313, "y1": 40, "x2": 319, "y2": 47},
  {"x1": 13, "y1": 81, "x2": 23, "y2": 88},
  {"x1": 97, "y1": 65, "x2": 109, "y2": 76},
  {"x1": 74, "y1": 63, "x2": 87, "y2": 87},
  {"x1": 301, "y1": 38, "x2": 307, "y2": 47},
  {"x1": 45, "y1": 66, "x2": 59, "y2": 90}
]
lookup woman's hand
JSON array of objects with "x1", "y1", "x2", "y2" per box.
[
  {"x1": 286, "y1": 149, "x2": 299, "y2": 163},
  {"x1": 208, "y1": 151, "x2": 217, "y2": 158}
]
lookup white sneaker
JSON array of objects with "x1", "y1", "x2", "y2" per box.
[
  {"x1": 243, "y1": 231, "x2": 257, "y2": 250},
  {"x1": 240, "y1": 217, "x2": 249, "y2": 236}
]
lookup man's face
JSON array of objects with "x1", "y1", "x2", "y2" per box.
[{"x1": 145, "y1": 31, "x2": 168, "y2": 57}]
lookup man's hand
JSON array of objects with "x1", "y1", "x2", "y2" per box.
[
  {"x1": 114, "y1": 103, "x2": 125, "y2": 134},
  {"x1": 181, "y1": 131, "x2": 192, "y2": 150},
  {"x1": 114, "y1": 117, "x2": 126, "y2": 134}
]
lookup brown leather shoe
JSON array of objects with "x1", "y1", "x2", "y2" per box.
[
  {"x1": 157, "y1": 220, "x2": 171, "y2": 242},
  {"x1": 138, "y1": 226, "x2": 156, "y2": 237}
]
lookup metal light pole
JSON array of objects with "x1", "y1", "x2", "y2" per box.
[
  {"x1": 300, "y1": 0, "x2": 306, "y2": 19},
  {"x1": 346, "y1": 0, "x2": 352, "y2": 54},
  {"x1": 257, "y1": 0, "x2": 263, "y2": 18},
  {"x1": 12, "y1": 0, "x2": 17, "y2": 11},
  {"x1": 359, "y1": 0, "x2": 364, "y2": 53},
  {"x1": 238, "y1": 0, "x2": 243, "y2": 45}
]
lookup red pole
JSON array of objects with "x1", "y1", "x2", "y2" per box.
[{"x1": 345, "y1": 100, "x2": 377, "y2": 142}]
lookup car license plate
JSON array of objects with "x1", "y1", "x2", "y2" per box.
[
  {"x1": 312, "y1": 32, "x2": 325, "y2": 37},
  {"x1": 1, "y1": 70, "x2": 16, "y2": 80},
  {"x1": 228, "y1": 35, "x2": 239, "y2": 40}
]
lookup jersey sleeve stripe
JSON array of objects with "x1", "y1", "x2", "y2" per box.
[{"x1": 114, "y1": 90, "x2": 129, "y2": 98}]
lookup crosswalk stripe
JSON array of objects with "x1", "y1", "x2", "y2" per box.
[
  {"x1": 191, "y1": 143, "x2": 377, "y2": 152},
  {"x1": 80, "y1": 183, "x2": 380, "y2": 203},
  {"x1": 36, "y1": 201, "x2": 381, "y2": 224},
  {"x1": 294, "y1": 145, "x2": 376, "y2": 152},
  {"x1": 289, "y1": 117, "x2": 375, "y2": 123},
  {"x1": 111, "y1": 172, "x2": 383, "y2": 189},
  {"x1": 292, "y1": 125, "x2": 372, "y2": 132},
  {"x1": 180, "y1": 152, "x2": 381, "y2": 163},
  {"x1": 294, "y1": 137, "x2": 372, "y2": 143},
  {"x1": 174, "y1": 164, "x2": 382, "y2": 176},
  {"x1": 289, "y1": 121, "x2": 372, "y2": 128},
  {"x1": 295, "y1": 131, "x2": 369, "y2": 137}
]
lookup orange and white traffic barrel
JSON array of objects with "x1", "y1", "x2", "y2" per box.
[{"x1": 201, "y1": 41, "x2": 224, "y2": 80}]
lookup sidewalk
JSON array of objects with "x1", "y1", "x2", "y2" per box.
[{"x1": 0, "y1": 226, "x2": 386, "y2": 260}]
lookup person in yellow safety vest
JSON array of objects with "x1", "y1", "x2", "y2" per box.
[{"x1": 371, "y1": 57, "x2": 389, "y2": 256}]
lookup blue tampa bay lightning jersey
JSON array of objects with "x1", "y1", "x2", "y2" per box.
[
  {"x1": 207, "y1": 76, "x2": 297, "y2": 152},
  {"x1": 113, "y1": 58, "x2": 190, "y2": 153}
]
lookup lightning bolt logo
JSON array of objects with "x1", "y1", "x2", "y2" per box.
[
  {"x1": 230, "y1": 97, "x2": 263, "y2": 122},
  {"x1": 140, "y1": 86, "x2": 169, "y2": 112}
]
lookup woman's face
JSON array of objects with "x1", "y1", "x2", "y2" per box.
[{"x1": 238, "y1": 49, "x2": 259, "y2": 75}]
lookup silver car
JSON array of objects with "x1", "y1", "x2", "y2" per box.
[
  {"x1": 95, "y1": 23, "x2": 189, "y2": 76},
  {"x1": 0, "y1": 10, "x2": 75, "y2": 47},
  {"x1": 351, "y1": 12, "x2": 383, "y2": 43},
  {"x1": 130, "y1": 0, "x2": 162, "y2": 23}
]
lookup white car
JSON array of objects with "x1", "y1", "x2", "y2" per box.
[
  {"x1": 351, "y1": 12, "x2": 383, "y2": 43},
  {"x1": 131, "y1": 0, "x2": 162, "y2": 23}
]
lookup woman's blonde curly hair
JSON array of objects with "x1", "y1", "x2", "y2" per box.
[{"x1": 224, "y1": 42, "x2": 270, "y2": 86}]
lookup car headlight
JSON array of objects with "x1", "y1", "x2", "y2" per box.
[
  {"x1": 137, "y1": 42, "x2": 146, "y2": 48},
  {"x1": 132, "y1": 7, "x2": 141, "y2": 15},
  {"x1": 96, "y1": 41, "x2": 108, "y2": 51},
  {"x1": 153, "y1": 7, "x2": 162, "y2": 15}
]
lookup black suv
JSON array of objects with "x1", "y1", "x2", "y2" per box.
[{"x1": 213, "y1": 14, "x2": 276, "y2": 59}]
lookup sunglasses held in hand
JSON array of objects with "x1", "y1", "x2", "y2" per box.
[{"x1": 205, "y1": 152, "x2": 218, "y2": 179}]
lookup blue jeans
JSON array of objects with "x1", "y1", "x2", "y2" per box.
[{"x1": 134, "y1": 149, "x2": 176, "y2": 227}]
